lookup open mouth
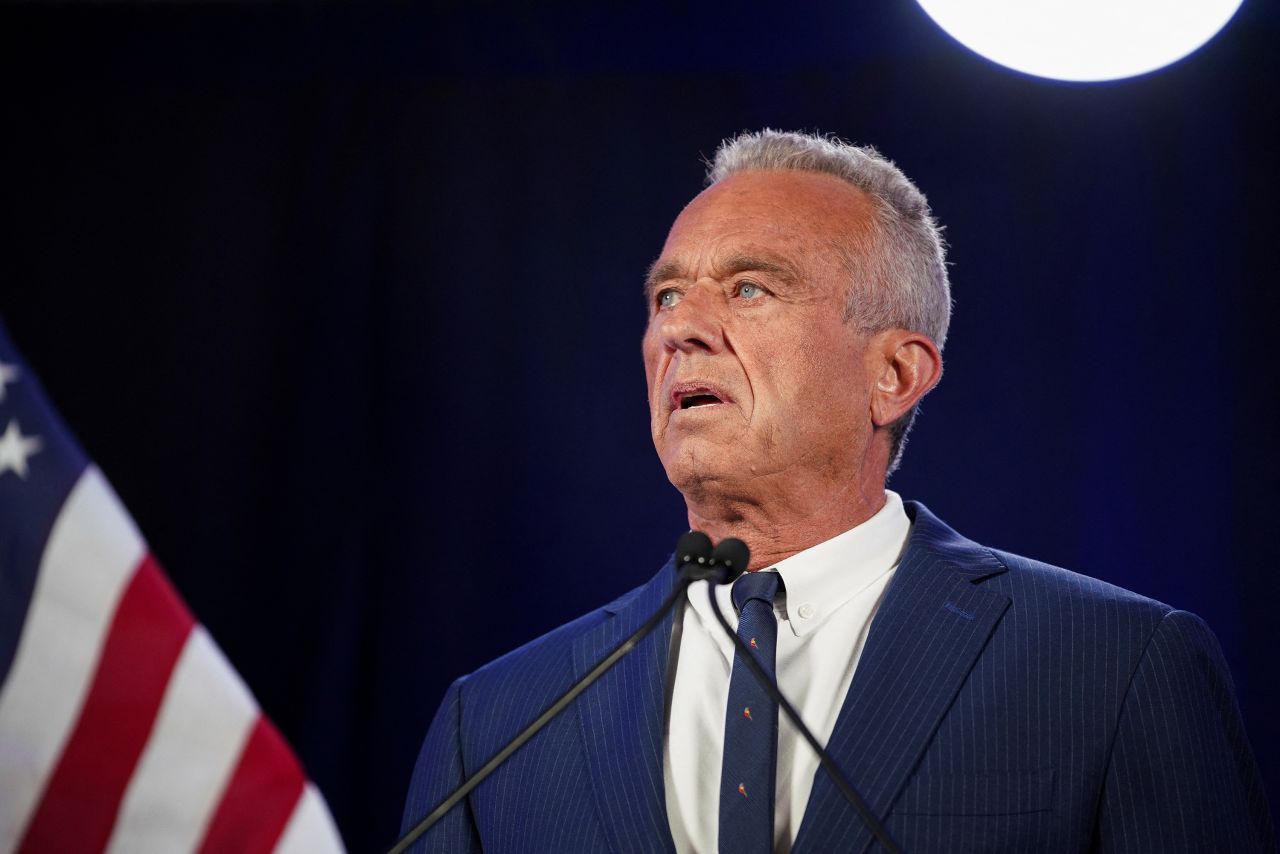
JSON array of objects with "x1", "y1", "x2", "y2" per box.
[
  {"x1": 669, "y1": 382, "x2": 731, "y2": 413},
  {"x1": 680, "y1": 393, "x2": 722, "y2": 409}
]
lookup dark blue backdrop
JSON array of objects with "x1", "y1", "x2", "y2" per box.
[{"x1": 2, "y1": 3, "x2": 1277, "y2": 850}]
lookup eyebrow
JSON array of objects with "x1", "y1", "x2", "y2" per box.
[
  {"x1": 643, "y1": 252, "x2": 802, "y2": 303},
  {"x1": 643, "y1": 260, "x2": 684, "y2": 303}
]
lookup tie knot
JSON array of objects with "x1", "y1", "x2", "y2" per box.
[{"x1": 731, "y1": 571, "x2": 780, "y2": 612}]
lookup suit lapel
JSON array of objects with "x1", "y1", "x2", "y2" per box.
[
  {"x1": 571, "y1": 563, "x2": 678, "y2": 854},
  {"x1": 793, "y1": 503, "x2": 1011, "y2": 854}
]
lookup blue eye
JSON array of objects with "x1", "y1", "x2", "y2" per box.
[
  {"x1": 658, "y1": 289, "x2": 681, "y2": 309},
  {"x1": 739, "y1": 282, "x2": 763, "y2": 299}
]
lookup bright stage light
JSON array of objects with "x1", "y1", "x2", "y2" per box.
[{"x1": 915, "y1": 0, "x2": 1245, "y2": 82}]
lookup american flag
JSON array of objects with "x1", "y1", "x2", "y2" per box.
[{"x1": 0, "y1": 320, "x2": 345, "y2": 854}]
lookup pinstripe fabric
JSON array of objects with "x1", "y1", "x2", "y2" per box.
[
  {"x1": 792, "y1": 526, "x2": 1012, "y2": 854},
  {"x1": 570, "y1": 572, "x2": 678, "y2": 853},
  {"x1": 402, "y1": 571, "x2": 678, "y2": 853},
  {"x1": 1096, "y1": 611, "x2": 1275, "y2": 852},
  {"x1": 403, "y1": 504, "x2": 1275, "y2": 853}
]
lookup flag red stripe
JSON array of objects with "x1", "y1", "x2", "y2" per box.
[
  {"x1": 18, "y1": 554, "x2": 195, "y2": 853},
  {"x1": 197, "y1": 716, "x2": 306, "y2": 854}
]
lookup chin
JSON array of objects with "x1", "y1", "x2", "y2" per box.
[{"x1": 660, "y1": 441, "x2": 742, "y2": 497}]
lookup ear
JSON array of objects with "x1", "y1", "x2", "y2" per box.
[{"x1": 869, "y1": 330, "x2": 943, "y2": 428}]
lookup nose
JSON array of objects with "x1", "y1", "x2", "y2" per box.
[{"x1": 655, "y1": 285, "x2": 725, "y2": 355}]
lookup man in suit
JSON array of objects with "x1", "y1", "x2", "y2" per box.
[{"x1": 402, "y1": 130, "x2": 1274, "y2": 852}]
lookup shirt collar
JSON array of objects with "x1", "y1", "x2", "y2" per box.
[{"x1": 688, "y1": 490, "x2": 911, "y2": 641}]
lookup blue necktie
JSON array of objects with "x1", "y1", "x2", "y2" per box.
[{"x1": 718, "y1": 571, "x2": 781, "y2": 854}]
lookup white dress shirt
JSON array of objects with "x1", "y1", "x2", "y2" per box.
[{"x1": 663, "y1": 491, "x2": 911, "y2": 853}]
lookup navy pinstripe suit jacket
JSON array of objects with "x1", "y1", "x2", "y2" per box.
[{"x1": 403, "y1": 502, "x2": 1275, "y2": 852}]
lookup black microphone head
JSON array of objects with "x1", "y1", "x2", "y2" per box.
[
  {"x1": 709, "y1": 537, "x2": 750, "y2": 584},
  {"x1": 674, "y1": 530, "x2": 713, "y2": 572}
]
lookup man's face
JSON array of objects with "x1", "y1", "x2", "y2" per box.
[{"x1": 642, "y1": 169, "x2": 881, "y2": 500}]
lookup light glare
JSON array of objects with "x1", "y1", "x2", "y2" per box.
[{"x1": 916, "y1": 0, "x2": 1245, "y2": 82}]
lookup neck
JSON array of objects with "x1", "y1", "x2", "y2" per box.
[{"x1": 683, "y1": 472, "x2": 888, "y2": 570}]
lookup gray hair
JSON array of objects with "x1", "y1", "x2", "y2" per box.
[{"x1": 706, "y1": 129, "x2": 952, "y2": 475}]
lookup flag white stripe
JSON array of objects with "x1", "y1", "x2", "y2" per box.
[
  {"x1": 105, "y1": 627, "x2": 258, "y2": 854},
  {"x1": 0, "y1": 466, "x2": 145, "y2": 852},
  {"x1": 273, "y1": 782, "x2": 347, "y2": 854}
]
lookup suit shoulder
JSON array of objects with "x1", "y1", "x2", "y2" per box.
[
  {"x1": 989, "y1": 547, "x2": 1171, "y2": 613},
  {"x1": 907, "y1": 501, "x2": 1173, "y2": 623},
  {"x1": 983, "y1": 547, "x2": 1172, "y2": 635},
  {"x1": 907, "y1": 502, "x2": 1175, "y2": 622}
]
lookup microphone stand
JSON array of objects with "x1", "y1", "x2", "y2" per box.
[
  {"x1": 706, "y1": 585, "x2": 902, "y2": 854},
  {"x1": 389, "y1": 554, "x2": 709, "y2": 854}
]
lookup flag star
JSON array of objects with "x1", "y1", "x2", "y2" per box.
[
  {"x1": 0, "y1": 361, "x2": 18, "y2": 404},
  {"x1": 0, "y1": 419, "x2": 43, "y2": 479}
]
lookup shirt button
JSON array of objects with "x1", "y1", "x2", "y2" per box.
[{"x1": 797, "y1": 603, "x2": 815, "y2": 620}]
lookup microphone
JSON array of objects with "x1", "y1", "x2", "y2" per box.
[
  {"x1": 680, "y1": 531, "x2": 747, "y2": 584},
  {"x1": 703, "y1": 542, "x2": 902, "y2": 854},
  {"x1": 708, "y1": 536, "x2": 749, "y2": 584},
  {"x1": 389, "y1": 531, "x2": 713, "y2": 854},
  {"x1": 675, "y1": 529, "x2": 715, "y2": 575}
]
